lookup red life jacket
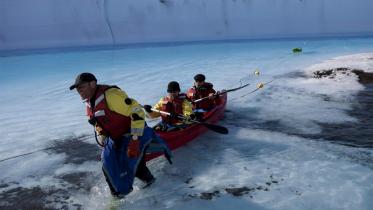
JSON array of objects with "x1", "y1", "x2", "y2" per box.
[
  {"x1": 161, "y1": 93, "x2": 187, "y2": 124},
  {"x1": 86, "y1": 85, "x2": 131, "y2": 141},
  {"x1": 187, "y1": 82, "x2": 216, "y2": 110}
]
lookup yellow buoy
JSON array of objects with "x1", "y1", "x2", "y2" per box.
[{"x1": 257, "y1": 83, "x2": 264, "y2": 89}]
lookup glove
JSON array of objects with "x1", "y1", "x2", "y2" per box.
[
  {"x1": 143, "y1": 105, "x2": 153, "y2": 113},
  {"x1": 88, "y1": 117, "x2": 97, "y2": 125},
  {"x1": 190, "y1": 114, "x2": 196, "y2": 120},
  {"x1": 184, "y1": 114, "x2": 196, "y2": 122},
  {"x1": 169, "y1": 112, "x2": 179, "y2": 119},
  {"x1": 127, "y1": 137, "x2": 140, "y2": 158},
  {"x1": 214, "y1": 91, "x2": 221, "y2": 99}
]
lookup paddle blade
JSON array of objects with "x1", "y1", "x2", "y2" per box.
[{"x1": 202, "y1": 123, "x2": 229, "y2": 134}]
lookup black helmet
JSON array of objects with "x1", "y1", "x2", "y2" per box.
[
  {"x1": 194, "y1": 74, "x2": 206, "y2": 82},
  {"x1": 167, "y1": 81, "x2": 181, "y2": 93}
]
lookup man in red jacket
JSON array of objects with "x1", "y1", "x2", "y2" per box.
[
  {"x1": 70, "y1": 72, "x2": 171, "y2": 197},
  {"x1": 187, "y1": 74, "x2": 217, "y2": 111}
]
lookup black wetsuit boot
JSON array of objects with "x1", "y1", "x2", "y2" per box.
[{"x1": 136, "y1": 151, "x2": 155, "y2": 188}]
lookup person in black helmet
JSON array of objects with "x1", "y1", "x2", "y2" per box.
[
  {"x1": 143, "y1": 81, "x2": 193, "y2": 131},
  {"x1": 187, "y1": 74, "x2": 217, "y2": 111}
]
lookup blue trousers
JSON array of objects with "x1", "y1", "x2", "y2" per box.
[{"x1": 101, "y1": 125, "x2": 171, "y2": 196}]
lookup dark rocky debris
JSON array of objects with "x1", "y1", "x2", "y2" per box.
[{"x1": 313, "y1": 67, "x2": 373, "y2": 84}]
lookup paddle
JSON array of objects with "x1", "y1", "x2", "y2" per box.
[
  {"x1": 193, "y1": 82, "x2": 250, "y2": 103},
  {"x1": 149, "y1": 108, "x2": 229, "y2": 135},
  {"x1": 240, "y1": 80, "x2": 274, "y2": 98}
]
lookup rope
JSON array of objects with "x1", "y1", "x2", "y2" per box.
[{"x1": 0, "y1": 135, "x2": 92, "y2": 163}]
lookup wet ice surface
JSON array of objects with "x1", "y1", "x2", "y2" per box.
[
  {"x1": 1, "y1": 38, "x2": 373, "y2": 209},
  {"x1": 0, "y1": 136, "x2": 101, "y2": 209}
]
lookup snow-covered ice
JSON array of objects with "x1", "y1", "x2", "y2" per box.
[{"x1": 1, "y1": 38, "x2": 373, "y2": 209}]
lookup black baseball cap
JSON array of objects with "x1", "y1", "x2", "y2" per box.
[
  {"x1": 69, "y1": 72, "x2": 97, "y2": 90},
  {"x1": 167, "y1": 81, "x2": 181, "y2": 93},
  {"x1": 194, "y1": 74, "x2": 206, "y2": 82}
]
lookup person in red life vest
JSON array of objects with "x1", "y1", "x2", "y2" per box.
[
  {"x1": 70, "y1": 72, "x2": 172, "y2": 197},
  {"x1": 187, "y1": 74, "x2": 218, "y2": 112},
  {"x1": 143, "y1": 81, "x2": 193, "y2": 131}
]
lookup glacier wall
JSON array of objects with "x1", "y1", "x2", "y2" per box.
[{"x1": 1, "y1": 0, "x2": 373, "y2": 51}]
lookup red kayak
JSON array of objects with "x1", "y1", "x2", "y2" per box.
[{"x1": 146, "y1": 92, "x2": 227, "y2": 161}]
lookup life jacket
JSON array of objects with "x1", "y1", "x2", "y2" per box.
[
  {"x1": 187, "y1": 82, "x2": 215, "y2": 110},
  {"x1": 86, "y1": 85, "x2": 131, "y2": 141},
  {"x1": 160, "y1": 93, "x2": 187, "y2": 124}
]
